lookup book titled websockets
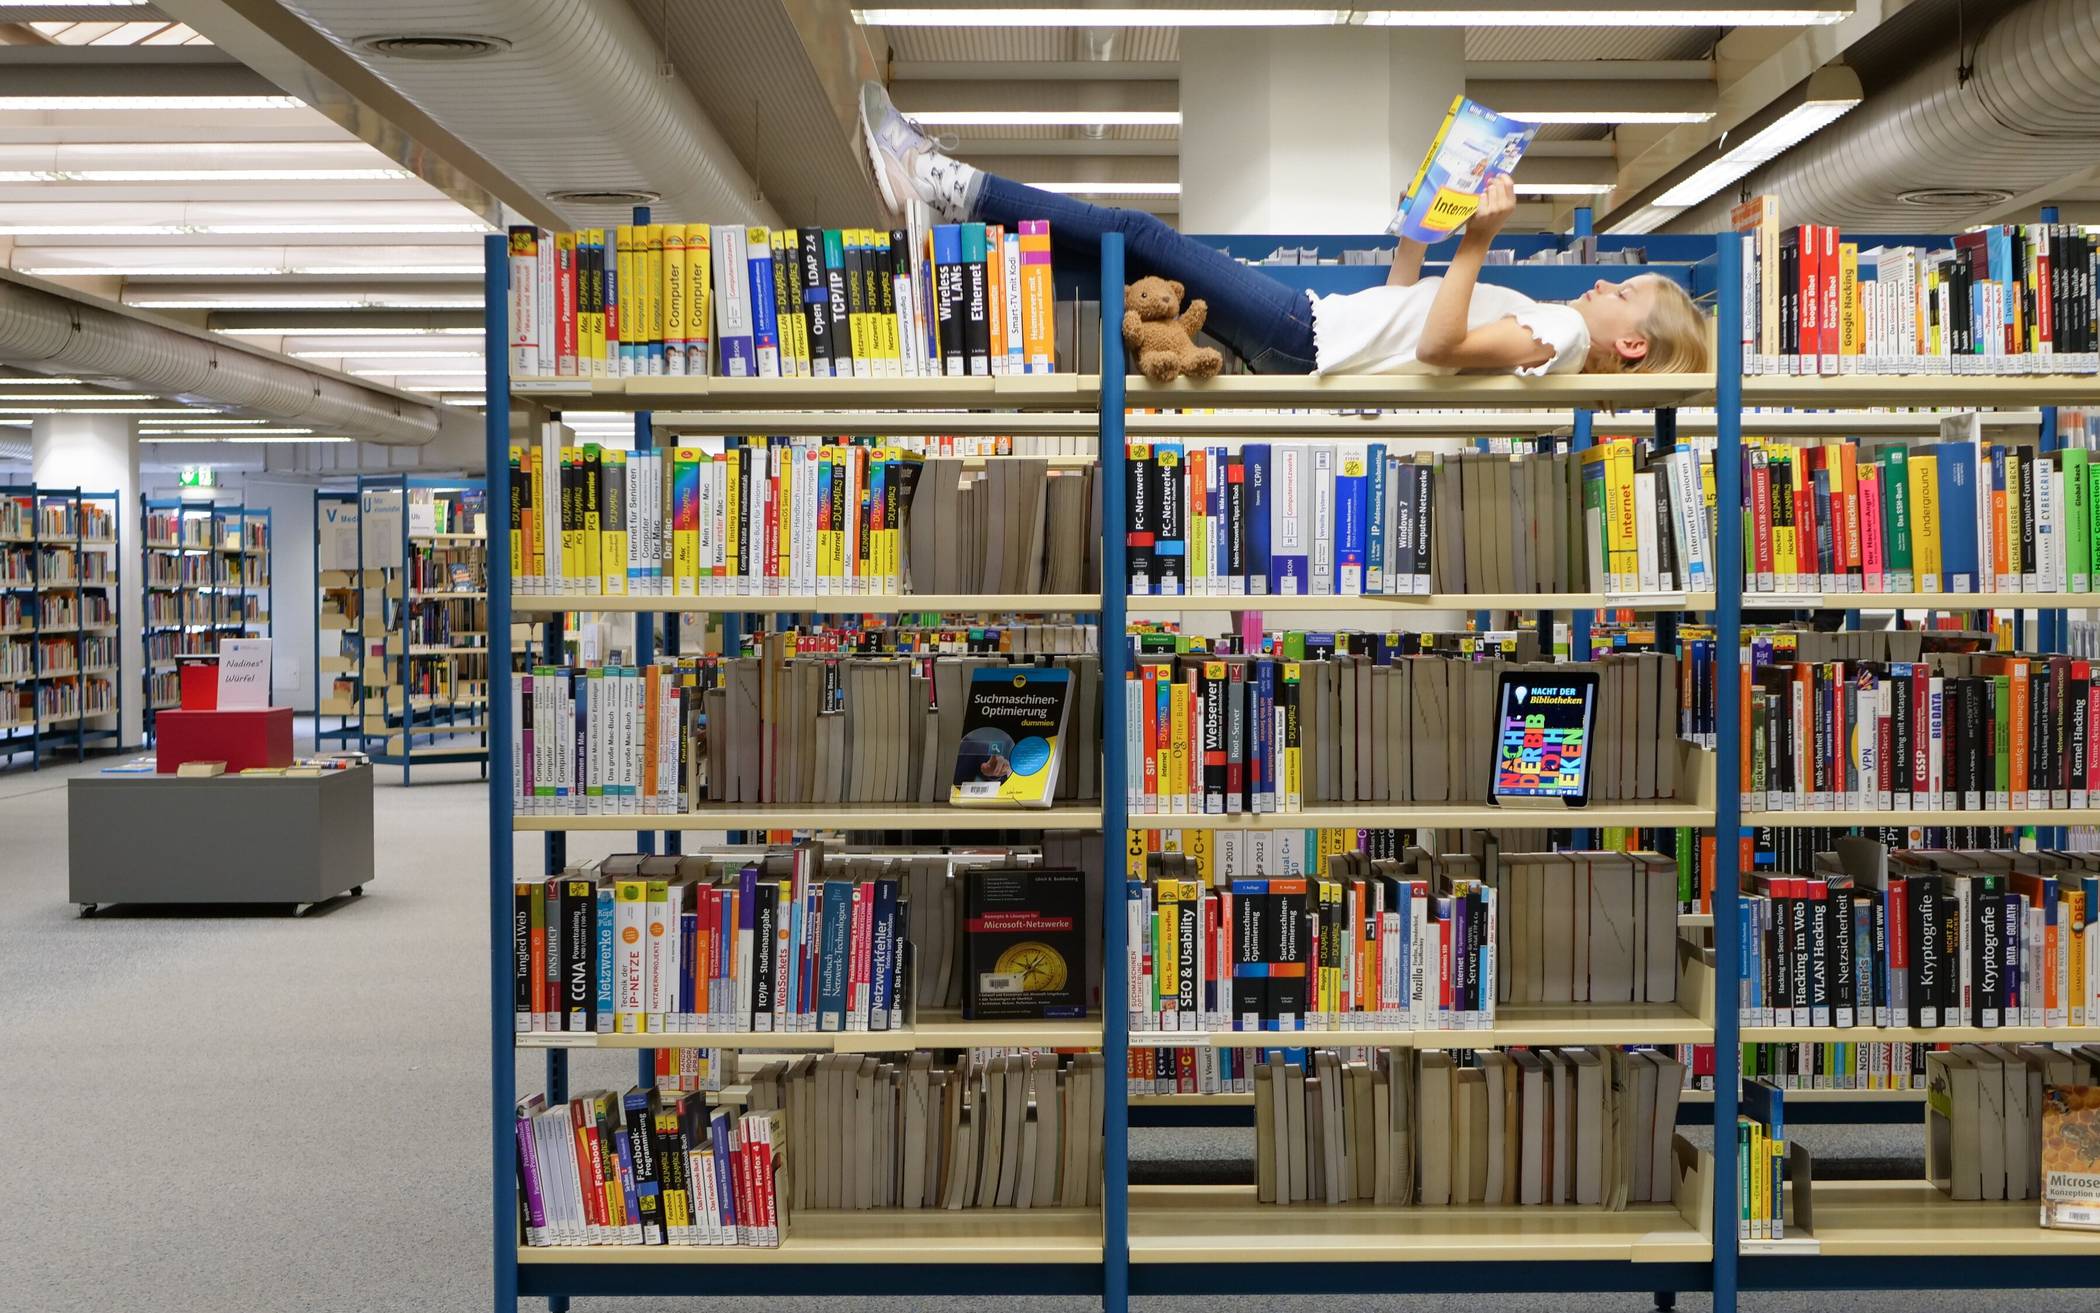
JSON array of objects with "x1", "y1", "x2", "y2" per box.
[
  {"x1": 949, "y1": 666, "x2": 1072, "y2": 807},
  {"x1": 964, "y1": 866, "x2": 1087, "y2": 1019}
]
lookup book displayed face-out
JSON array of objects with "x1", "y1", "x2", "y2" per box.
[{"x1": 1491, "y1": 669, "x2": 1599, "y2": 808}]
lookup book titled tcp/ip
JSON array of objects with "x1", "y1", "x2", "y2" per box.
[
  {"x1": 950, "y1": 666, "x2": 1072, "y2": 807},
  {"x1": 1392, "y1": 96, "x2": 1537, "y2": 244}
]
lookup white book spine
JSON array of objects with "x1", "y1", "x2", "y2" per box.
[
  {"x1": 1310, "y1": 445, "x2": 1335, "y2": 596},
  {"x1": 1634, "y1": 470, "x2": 1661, "y2": 594},
  {"x1": 509, "y1": 232, "x2": 540, "y2": 377}
]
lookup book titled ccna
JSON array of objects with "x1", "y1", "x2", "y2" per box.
[{"x1": 950, "y1": 666, "x2": 1072, "y2": 807}]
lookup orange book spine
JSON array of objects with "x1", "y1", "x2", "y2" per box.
[{"x1": 2010, "y1": 659, "x2": 2032, "y2": 806}]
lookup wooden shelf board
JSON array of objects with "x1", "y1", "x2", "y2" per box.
[
  {"x1": 1130, "y1": 1092, "x2": 1253, "y2": 1107},
  {"x1": 1743, "y1": 591, "x2": 2098, "y2": 609},
  {"x1": 651, "y1": 408, "x2": 1099, "y2": 436},
  {"x1": 409, "y1": 590, "x2": 486, "y2": 601},
  {"x1": 517, "y1": 1012, "x2": 1099, "y2": 1053},
  {"x1": 1743, "y1": 809, "x2": 2100, "y2": 827},
  {"x1": 1680, "y1": 1087, "x2": 1922, "y2": 1103},
  {"x1": 517, "y1": 1207, "x2": 1102, "y2": 1265},
  {"x1": 1126, "y1": 373, "x2": 1716, "y2": 412},
  {"x1": 1679, "y1": 913, "x2": 1714, "y2": 927},
  {"x1": 413, "y1": 532, "x2": 484, "y2": 542},
  {"x1": 1135, "y1": 1002, "x2": 1711, "y2": 1050},
  {"x1": 1127, "y1": 1185, "x2": 1708, "y2": 1264},
  {"x1": 511, "y1": 373, "x2": 1093, "y2": 412},
  {"x1": 1787, "y1": 1180, "x2": 2100, "y2": 1257},
  {"x1": 516, "y1": 804, "x2": 1104, "y2": 833},
  {"x1": 1140, "y1": 802, "x2": 1713, "y2": 831},
  {"x1": 1125, "y1": 410, "x2": 1574, "y2": 437},
  {"x1": 1746, "y1": 1023, "x2": 2100, "y2": 1044},
  {"x1": 1136, "y1": 592, "x2": 1714, "y2": 614},
  {"x1": 1745, "y1": 376, "x2": 2100, "y2": 409},
  {"x1": 513, "y1": 592, "x2": 1101, "y2": 615}
]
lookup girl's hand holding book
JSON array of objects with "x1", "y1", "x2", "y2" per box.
[{"x1": 1463, "y1": 175, "x2": 1516, "y2": 247}]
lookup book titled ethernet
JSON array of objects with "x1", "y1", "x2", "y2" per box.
[
  {"x1": 950, "y1": 666, "x2": 1071, "y2": 808},
  {"x1": 1390, "y1": 96, "x2": 1537, "y2": 244}
]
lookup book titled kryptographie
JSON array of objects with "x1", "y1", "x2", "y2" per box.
[{"x1": 950, "y1": 665, "x2": 1071, "y2": 807}]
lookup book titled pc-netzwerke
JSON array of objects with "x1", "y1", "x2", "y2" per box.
[
  {"x1": 963, "y1": 866, "x2": 1087, "y2": 1020},
  {"x1": 949, "y1": 666, "x2": 1072, "y2": 807}
]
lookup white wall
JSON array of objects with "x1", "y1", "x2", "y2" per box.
[
  {"x1": 240, "y1": 477, "x2": 319, "y2": 708},
  {"x1": 31, "y1": 413, "x2": 141, "y2": 747}
]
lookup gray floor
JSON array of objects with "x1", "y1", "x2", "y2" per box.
[{"x1": 4, "y1": 750, "x2": 2095, "y2": 1312}]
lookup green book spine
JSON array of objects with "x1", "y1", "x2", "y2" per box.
[
  {"x1": 1882, "y1": 448, "x2": 1913, "y2": 580},
  {"x1": 2067, "y1": 448, "x2": 2092, "y2": 591},
  {"x1": 1993, "y1": 672, "x2": 2012, "y2": 804}
]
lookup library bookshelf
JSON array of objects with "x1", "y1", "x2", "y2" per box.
[
  {"x1": 140, "y1": 497, "x2": 270, "y2": 744},
  {"x1": 313, "y1": 489, "x2": 361, "y2": 745},
  {"x1": 1, "y1": 484, "x2": 120, "y2": 768},
  {"x1": 349, "y1": 475, "x2": 493, "y2": 783},
  {"x1": 483, "y1": 227, "x2": 2100, "y2": 1313}
]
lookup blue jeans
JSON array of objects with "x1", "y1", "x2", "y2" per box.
[{"x1": 973, "y1": 174, "x2": 1319, "y2": 375}]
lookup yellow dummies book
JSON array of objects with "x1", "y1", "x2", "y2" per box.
[{"x1": 950, "y1": 666, "x2": 1073, "y2": 808}]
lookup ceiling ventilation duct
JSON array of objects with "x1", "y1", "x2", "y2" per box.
[
  {"x1": 279, "y1": 0, "x2": 779, "y2": 229},
  {"x1": 1673, "y1": 0, "x2": 2100, "y2": 233},
  {"x1": 0, "y1": 274, "x2": 476, "y2": 450}
]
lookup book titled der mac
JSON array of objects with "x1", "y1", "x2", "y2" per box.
[
  {"x1": 963, "y1": 866, "x2": 1087, "y2": 1019},
  {"x1": 950, "y1": 666, "x2": 1071, "y2": 807}
]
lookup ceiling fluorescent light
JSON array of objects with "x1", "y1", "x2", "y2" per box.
[
  {"x1": 288, "y1": 350, "x2": 482, "y2": 361},
  {"x1": 131, "y1": 295, "x2": 482, "y2": 309},
  {"x1": 1511, "y1": 182, "x2": 1615, "y2": 196},
  {"x1": 0, "y1": 377, "x2": 84, "y2": 386},
  {"x1": 352, "y1": 368, "x2": 485, "y2": 379},
  {"x1": 1024, "y1": 181, "x2": 1181, "y2": 195},
  {"x1": 855, "y1": 8, "x2": 1347, "y2": 25},
  {"x1": 139, "y1": 435, "x2": 354, "y2": 444},
  {"x1": 1649, "y1": 67, "x2": 1862, "y2": 208},
  {"x1": 140, "y1": 428, "x2": 312, "y2": 436},
  {"x1": 905, "y1": 110, "x2": 1179, "y2": 127},
  {"x1": 0, "y1": 169, "x2": 409, "y2": 183},
  {"x1": 1507, "y1": 111, "x2": 1712, "y2": 125},
  {"x1": 0, "y1": 407, "x2": 212, "y2": 415},
  {"x1": 0, "y1": 96, "x2": 304, "y2": 110},
  {"x1": 19, "y1": 263, "x2": 482, "y2": 278},
  {"x1": 215, "y1": 326, "x2": 481, "y2": 337},
  {"x1": 0, "y1": 393, "x2": 154, "y2": 401},
  {"x1": 127, "y1": 418, "x2": 272, "y2": 427},
  {"x1": 855, "y1": 4, "x2": 1846, "y2": 24},
  {"x1": 0, "y1": 222, "x2": 494, "y2": 237}
]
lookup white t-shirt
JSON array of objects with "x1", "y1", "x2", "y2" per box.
[{"x1": 1308, "y1": 277, "x2": 1590, "y2": 377}]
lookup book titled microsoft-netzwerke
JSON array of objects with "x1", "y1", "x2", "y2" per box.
[
  {"x1": 1391, "y1": 96, "x2": 1537, "y2": 244},
  {"x1": 950, "y1": 666, "x2": 1072, "y2": 808}
]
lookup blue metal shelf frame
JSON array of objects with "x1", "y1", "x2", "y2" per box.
[
  {"x1": 0, "y1": 484, "x2": 121, "y2": 768},
  {"x1": 356, "y1": 473, "x2": 490, "y2": 784},
  {"x1": 480, "y1": 223, "x2": 2097, "y2": 1313},
  {"x1": 312, "y1": 488, "x2": 363, "y2": 745}
]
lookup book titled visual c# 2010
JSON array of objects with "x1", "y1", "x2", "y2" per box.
[
  {"x1": 1391, "y1": 96, "x2": 1538, "y2": 244},
  {"x1": 949, "y1": 666, "x2": 1072, "y2": 808}
]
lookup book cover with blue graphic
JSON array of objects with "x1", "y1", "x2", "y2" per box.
[
  {"x1": 950, "y1": 666, "x2": 1072, "y2": 807},
  {"x1": 1392, "y1": 96, "x2": 1537, "y2": 244}
]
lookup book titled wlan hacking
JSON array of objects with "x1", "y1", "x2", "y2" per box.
[{"x1": 949, "y1": 666, "x2": 1071, "y2": 808}]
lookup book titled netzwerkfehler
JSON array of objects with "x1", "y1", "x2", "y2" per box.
[
  {"x1": 1391, "y1": 96, "x2": 1538, "y2": 244},
  {"x1": 950, "y1": 666, "x2": 1071, "y2": 807}
]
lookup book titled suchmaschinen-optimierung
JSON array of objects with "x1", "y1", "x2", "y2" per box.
[{"x1": 950, "y1": 666, "x2": 1071, "y2": 807}]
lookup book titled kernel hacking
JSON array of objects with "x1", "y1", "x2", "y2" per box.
[
  {"x1": 964, "y1": 866, "x2": 1087, "y2": 1019},
  {"x1": 950, "y1": 666, "x2": 1071, "y2": 808}
]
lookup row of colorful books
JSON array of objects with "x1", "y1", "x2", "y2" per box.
[
  {"x1": 1738, "y1": 840, "x2": 2100, "y2": 1030},
  {"x1": 1741, "y1": 649, "x2": 2098, "y2": 813},
  {"x1": 516, "y1": 1085, "x2": 783, "y2": 1247},
  {"x1": 1122, "y1": 437, "x2": 1714, "y2": 599},
  {"x1": 506, "y1": 219, "x2": 1054, "y2": 380},
  {"x1": 1731, "y1": 202, "x2": 2100, "y2": 374},
  {"x1": 1743, "y1": 429, "x2": 2100, "y2": 596},
  {"x1": 508, "y1": 437, "x2": 1095, "y2": 598}
]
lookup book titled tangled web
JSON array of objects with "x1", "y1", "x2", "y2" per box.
[{"x1": 950, "y1": 665, "x2": 1072, "y2": 807}]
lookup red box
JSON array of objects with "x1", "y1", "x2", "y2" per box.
[
  {"x1": 155, "y1": 706, "x2": 294, "y2": 775},
  {"x1": 179, "y1": 661, "x2": 218, "y2": 710}
]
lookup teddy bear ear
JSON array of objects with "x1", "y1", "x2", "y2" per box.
[{"x1": 1168, "y1": 280, "x2": 1185, "y2": 301}]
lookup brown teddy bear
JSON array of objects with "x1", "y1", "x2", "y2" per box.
[{"x1": 1123, "y1": 276, "x2": 1222, "y2": 382}]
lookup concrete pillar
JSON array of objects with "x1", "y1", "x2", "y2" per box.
[
  {"x1": 1179, "y1": 27, "x2": 1466, "y2": 235},
  {"x1": 242, "y1": 477, "x2": 316, "y2": 710},
  {"x1": 31, "y1": 413, "x2": 141, "y2": 748}
]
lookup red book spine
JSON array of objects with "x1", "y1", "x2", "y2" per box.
[
  {"x1": 1225, "y1": 663, "x2": 1246, "y2": 806},
  {"x1": 572, "y1": 1100, "x2": 606, "y2": 1233},
  {"x1": 1912, "y1": 664, "x2": 1932, "y2": 800},
  {"x1": 1438, "y1": 912, "x2": 1453, "y2": 1019},
  {"x1": 1820, "y1": 223, "x2": 1841, "y2": 368}
]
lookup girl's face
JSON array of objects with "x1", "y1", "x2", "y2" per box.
[{"x1": 1574, "y1": 275, "x2": 1661, "y2": 365}]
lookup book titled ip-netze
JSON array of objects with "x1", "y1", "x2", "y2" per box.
[
  {"x1": 950, "y1": 666, "x2": 1072, "y2": 807},
  {"x1": 964, "y1": 866, "x2": 1087, "y2": 1020}
]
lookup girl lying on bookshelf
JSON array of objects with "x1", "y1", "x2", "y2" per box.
[{"x1": 861, "y1": 83, "x2": 1708, "y2": 379}]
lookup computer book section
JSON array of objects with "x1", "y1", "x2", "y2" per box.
[
  {"x1": 141, "y1": 498, "x2": 270, "y2": 744},
  {"x1": 483, "y1": 225, "x2": 2100, "y2": 1312},
  {"x1": 345, "y1": 476, "x2": 494, "y2": 782},
  {"x1": 1, "y1": 485, "x2": 119, "y2": 768}
]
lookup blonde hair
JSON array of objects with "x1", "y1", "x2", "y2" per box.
[{"x1": 1588, "y1": 276, "x2": 1712, "y2": 375}]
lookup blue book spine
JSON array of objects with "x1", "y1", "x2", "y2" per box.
[
  {"x1": 747, "y1": 236, "x2": 780, "y2": 377},
  {"x1": 932, "y1": 224, "x2": 965, "y2": 374},
  {"x1": 817, "y1": 880, "x2": 852, "y2": 1031},
  {"x1": 785, "y1": 881, "x2": 806, "y2": 1029},
  {"x1": 1738, "y1": 900, "x2": 1754, "y2": 1024},
  {"x1": 869, "y1": 880, "x2": 897, "y2": 1031},
  {"x1": 1364, "y1": 443, "x2": 1388, "y2": 595},
  {"x1": 1244, "y1": 442, "x2": 1273, "y2": 595},
  {"x1": 596, "y1": 885, "x2": 616, "y2": 1032},
  {"x1": 1208, "y1": 447, "x2": 1229, "y2": 588},
  {"x1": 1989, "y1": 445, "x2": 2007, "y2": 586},
  {"x1": 679, "y1": 907, "x2": 698, "y2": 1029},
  {"x1": 1936, "y1": 440, "x2": 1980, "y2": 592},
  {"x1": 614, "y1": 1128, "x2": 645, "y2": 1240},
  {"x1": 709, "y1": 1109, "x2": 739, "y2": 1235},
  {"x1": 1337, "y1": 448, "x2": 1367, "y2": 595}
]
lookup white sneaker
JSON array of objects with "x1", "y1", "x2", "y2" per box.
[{"x1": 859, "y1": 81, "x2": 963, "y2": 220}]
